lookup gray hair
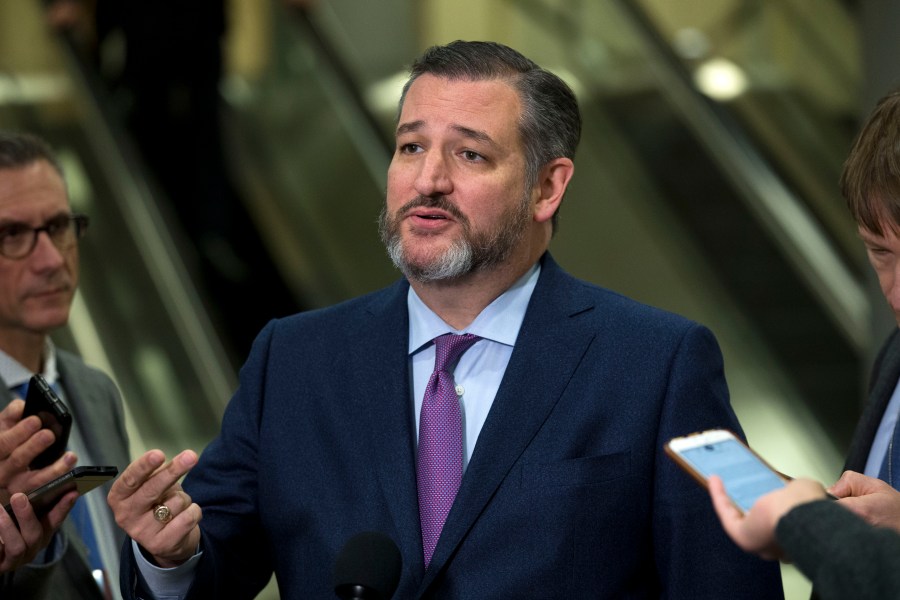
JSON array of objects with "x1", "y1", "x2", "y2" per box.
[{"x1": 0, "y1": 131, "x2": 64, "y2": 178}]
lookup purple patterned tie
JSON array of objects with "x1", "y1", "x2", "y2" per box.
[{"x1": 417, "y1": 333, "x2": 480, "y2": 568}]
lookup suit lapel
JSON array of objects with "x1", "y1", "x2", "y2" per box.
[
  {"x1": 846, "y1": 329, "x2": 900, "y2": 471},
  {"x1": 420, "y1": 256, "x2": 597, "y2": 586},
  {"x1": 349, "y1": 282, "x2": 428, "y2": 583},
  {"x1": 0, "y1": 381, "x2": 13, "y2": 408},
  {"x1": 57, "y1": 352, "x2": 103, "y2": 463}
]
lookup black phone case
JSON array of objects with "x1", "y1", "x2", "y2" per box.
[{"x1": 22, "y1": 374, "x2": 73, "y2": 469}]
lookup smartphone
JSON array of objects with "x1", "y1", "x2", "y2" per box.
[
  {"x1": 3, "y1": 465, "x2": 118, "y2": 524},
  {"x1": 665, "y1": 429, "x2": 787, "y2": 513},
  {"x1": 22, "y1": 374, "x2": 72, "y2": 469}
]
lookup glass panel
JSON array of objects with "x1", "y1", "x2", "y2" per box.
[{"x1": 0, "y1": 0, "x2": 236, "y2": 456}]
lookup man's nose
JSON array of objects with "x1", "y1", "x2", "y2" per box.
[
  {"x1": 29, "y1": 230, "x2": 66, "y2": 269},
  {"x1": 415, "y1": 152, "x2": 453, "y2": 197}
]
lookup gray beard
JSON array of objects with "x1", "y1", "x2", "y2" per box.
[
  {"x1": 377, "y1": 193, "x2": 531, "y2": 283},
  {"x1": 383, "y1": 233, "x2": 474, "y2": 282}
]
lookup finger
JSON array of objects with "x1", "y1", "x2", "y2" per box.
[
  {"x1": 41, "y1": 489, "x2": 78, "y2": 530},
  {"x1": 4, "y1": 426, "x2": 59, "y2": 471},
  {"x1": 9, "y1": 493, "x2": 42, "y2": 548},
  {"x1": 142, "y1": 502, "x2": 203, "y2": 567},
  {"x1": 108, "y1": 450, "x2": 167, "y2": 503},
  {"x1": 141, "y1": 490, "x2": 190, "y2": 532},
  {"x1": 0, "y1": 416, "x2": 42, "y2": 459},
  {"x1": 11, "y1": 451, "x2": 78, "y2": 495},
  {"x1": 151, "y1": 493, "x2": 198, "y2": 533},
  {"x1": 132, "y1": 451, "x2": 198, "y2": 509},
  {"x1": 0, "y1": 503, "x2": 22, "y2": 547},
  {"x1": 827, "y1": 470, "x2": 854, "y2": 495},
  {"x1": 0, "y1": 400, "x2": 25, "y2": 430},
  {"x1": 0, "y1": 506, "x2": 26, "y2": 571},
  {"x1": 708, "y1": 476, "x2": 743, "y2": 534},
  {"x1": 153, "y1": 489, "x2": 193, "y2": 522},
  {"x1": 828, "y1": 470, "x2": 870, "y2": 497},
  {"x1": 40, "y1": 450, "x2": 79, "y2": 480},
  {"x1": 110, "y1": 450, "x2": 197, "y2": 509}
]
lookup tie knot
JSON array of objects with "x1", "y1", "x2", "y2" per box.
[{"x1": 433, "y1": 333, "x2": 480, "y2": 373}]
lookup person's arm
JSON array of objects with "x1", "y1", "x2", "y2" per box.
[
  {"x1": 776, "y1": 498, "x2": 900, "y2": 600},
  {"x1": 709, "y1": 475, "x2": 900, "y2": 600}
]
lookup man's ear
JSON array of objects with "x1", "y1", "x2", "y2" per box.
[{"x1": 533, "y1": 157, "x2": 574, "y2": 223}]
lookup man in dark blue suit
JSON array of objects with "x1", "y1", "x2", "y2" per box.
[
  {"x1": 818, "y1": 90, "x2": 900, "y2": 537},
  {"x1": 108, "y1": 41, "x2": 783, "y2": 598}
]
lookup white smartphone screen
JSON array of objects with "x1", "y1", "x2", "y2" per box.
[{"x1": 677, "y1": 437, "x2": 785, "y2": 512}]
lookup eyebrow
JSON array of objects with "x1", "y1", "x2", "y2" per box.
[
  {"x1": 0, "y1": 212, "x2": 70, "y2": 228},
  {"x1": 858, "y1": 230, "x2": 887, "y2": 246},
  {"x1": 396, "y1": 120, "x2": 501, "y2": 151}
]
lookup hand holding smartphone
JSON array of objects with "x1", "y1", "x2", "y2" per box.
[
  {"x1": 22, "y1": 374, "x2": 72, "y2": 469},
  {"x1": 4, "y1": 466, "x2": 118, "y2": 524},
  {"x1": 665, "y1": 429, "x2": 787, "y2": 513}
]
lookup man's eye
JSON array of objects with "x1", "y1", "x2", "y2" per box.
[
  {"x1": 0, "y1": 224, "x2": 30, "y2": 239},
  {"x1": 44, "y1": 216, "x2": 69, "y2": 234},
  {"x1": 462, "y1": 150, "x2": 483, "y2": 161},
  {"x1": 399, "y1": 143, "x2": 422, "y2": 154}
]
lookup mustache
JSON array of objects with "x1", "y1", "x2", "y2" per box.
[
  {"x1": 26, "y1": 275, "x2": 72, "y2": 296},
  {"x1": 397, "y1": 195, "x2": 467, "y2": 223}
]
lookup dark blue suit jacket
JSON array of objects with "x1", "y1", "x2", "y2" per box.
[
  {"x1": 123, "y1": 254, "x2": 782, "y2": 599},
  {"x1": 845, "y1": 328, "x2": 900, "y2": 473}
]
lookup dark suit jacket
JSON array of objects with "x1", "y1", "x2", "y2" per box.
[
  {"x1": 844, "y1": 328, "x2": 900, "y2": 473},
  {"x1": 0, "y1": 349, "x2": 130, "y2": 600},
  {"x1": 122, "y1": 254, "x2": 783, "y2": 599}
]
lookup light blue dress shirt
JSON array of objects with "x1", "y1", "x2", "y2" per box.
[
  {"x1": 408, "y1": 263, "x2": 539, "y2": 470},
  {"x1": 864, "y1": 376, "x2": 900, "y2": 478}
]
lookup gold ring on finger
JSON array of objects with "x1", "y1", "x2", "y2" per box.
[{"x1": 153, "y1": 504, "x2": 172, "y2": 523}]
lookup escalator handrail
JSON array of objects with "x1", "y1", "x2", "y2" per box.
[
  {"x1": 283, "y1": 5, "x2": 394, "y2": 156},
  {"x1": 54, "y1": 31, "x2": 238, "y2": 412},
  {"x1": 512, "y1": 0, "x2": 869, "y2": 353}
]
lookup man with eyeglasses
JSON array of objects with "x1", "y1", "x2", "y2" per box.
[{"x1": 0, "y1": 132, "x2": 129, "y2": 600}]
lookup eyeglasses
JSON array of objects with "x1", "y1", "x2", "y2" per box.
[{"x1": 0, "y1": 213, "x2": 89, "y2": 259}]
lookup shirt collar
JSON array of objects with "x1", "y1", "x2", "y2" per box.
[
  {"x1": 408, "y1": 263, "x2": 541, "y2": 355},
  {"x1": 0, "y1": 338, "x2": 59, "y2": 388}
]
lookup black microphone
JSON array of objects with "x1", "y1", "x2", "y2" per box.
[{"x1": 333, "y1": 531, "x2": 402, "y2": 600}]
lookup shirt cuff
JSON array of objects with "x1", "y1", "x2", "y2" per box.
[{"x1": 132, "y1": 539, "x2": 202, "y2": 600}]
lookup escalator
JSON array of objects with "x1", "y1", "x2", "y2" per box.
[
  {"x1": 0, "y1": 0, "x2": 867, "y2": 468},
  {"x1": 0, "y1": 2, "x2": 869, "y2": 598},
  {"x1": 221, "y1": 0, "x2": 867, "y2": 452},
  {"x1": 585, "y1": 0, "x2": 866, "y2": 447},
  {"x1": 0, "y1": 2, "x2": 237, "y2": 455},
  {"x1": 598, "y1": 0, "x2": 867, "y2": 448}
]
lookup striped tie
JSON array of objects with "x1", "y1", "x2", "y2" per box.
[{"x1": 11, "y1": 379, "x2": 110, "y2": 598}]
